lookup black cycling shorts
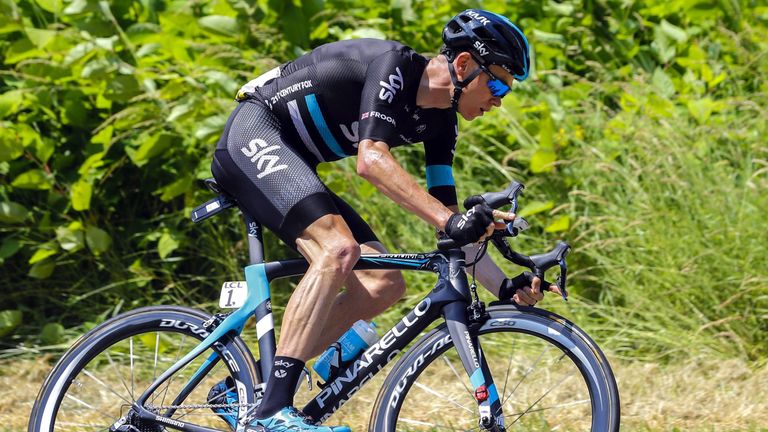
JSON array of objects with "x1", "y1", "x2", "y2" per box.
[{"x1": 211, "y1": 99, "x2": 378, "y2": 248}]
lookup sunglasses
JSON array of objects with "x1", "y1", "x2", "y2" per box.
[{"x1": 479, "y1": 64, "x2": 512, "y2": 98}]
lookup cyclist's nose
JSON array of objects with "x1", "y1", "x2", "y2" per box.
[{"x1": 490, "y1": 97, "x2": 502, "y2": 107}]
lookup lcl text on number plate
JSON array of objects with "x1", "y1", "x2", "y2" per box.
[{"x1": 219, "y1": 281, "x2": 247, "y2": 308}]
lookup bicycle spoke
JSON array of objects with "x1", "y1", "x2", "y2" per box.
[
  {"x1": 82, "y1": 369, "x2": 132, "y2": 405},
  {"x1": 105, "y1": 351, "x2": 133, "y2": 402},
  {"x1": 504, "y1": 398, "x2": 590, "y2": 417},
  {"x1": 499, "y1": 336, "x2": 516, "y2": 406},
  {"x1": 63, "y1": 393, "x2": 116, "y2": 423},
  {"x1": 153, "y1": 332, "x2": 160, "y2": 383},
  {"x1": 441, "y1": 354, "x2": 474, "y2": 398},
  {"x1": 413, "y1": 382, "x2": 474, "y2": 414},
  {"x1": 501, "y1": 343, "x2": 551, "y2": 408},
  {"x1": 507, "y1": 358, "x2": 576, "y2": 426},
  {"x1": 130, "y1": 336, "x2": 135, "y2": 399},
  {"x1": 160, "y1": 334, "x2": 186, "y2": 408},
  {"x1": 399, "y1": 416, "x2": 479, "y2": 431},
  {"x1": 56, "y1": 421, "x2": 110, "y2": 430}
]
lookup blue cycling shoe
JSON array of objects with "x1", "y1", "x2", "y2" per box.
[
  {"x1": 246, "y1": 406, "x2": 351, "y2": 432},
  {"x1": 207, "y1": 377, "x2": 240, "y2": 429}
]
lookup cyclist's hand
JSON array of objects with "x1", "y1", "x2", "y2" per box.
[
  {"x1": 500, "y1": 274, "x2": 563, "y2": 306},
  {"x1": 445, "y1": 202, "x2": 494, "y2": 246},
  {"x1": 463, "y1": 195, "x2": 515, "y2": 238}
]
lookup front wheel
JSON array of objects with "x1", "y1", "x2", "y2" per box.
[
  {"x1": 28, "y1": 306, "x2": 260, "y2": 432},
  {"x1": 370, "y1": 304, "x2": 620, "y2": 431}
]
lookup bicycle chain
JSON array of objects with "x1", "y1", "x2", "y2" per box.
[{"x1": 145, "y1": 402, "x2": 259, "y2": 411}]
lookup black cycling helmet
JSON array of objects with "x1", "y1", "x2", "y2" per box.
[{"x1": 442, "y1": 9, "x2": 531, "y2": 81}]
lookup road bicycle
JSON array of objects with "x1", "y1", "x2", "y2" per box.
[{"x1": 29, "y1": 179, "x2": 620, "y2": 431}]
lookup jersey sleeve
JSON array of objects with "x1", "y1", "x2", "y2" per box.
[
  {"x1": 424, "y1": 117, "x2": 459, "y2": 207},
  {"x1": 357, "y1": 49, "x2": 417, "y2": 145}
]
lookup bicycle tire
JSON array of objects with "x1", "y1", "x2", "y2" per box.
[
  {"x1": 369, "y1": 304, "x2": 620, "y2": 431},
  {"x1": 28, "y1": 306, "x2": 260, "y2": 432}
]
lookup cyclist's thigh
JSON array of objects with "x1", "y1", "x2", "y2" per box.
[
  {"x1": 328, "y1": 189, "x2": 379, "y2": 245},
  {"x1": 211, "y1": 100, "x2": 339, "y2": 247}
]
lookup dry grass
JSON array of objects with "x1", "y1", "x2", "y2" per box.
[{"x1": 5, "y1": 355, "x2": 767, "y2": 431}]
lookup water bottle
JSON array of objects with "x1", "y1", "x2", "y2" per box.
[{"x1": 312, "y1": 320, "x2": 378, "y2": 382}]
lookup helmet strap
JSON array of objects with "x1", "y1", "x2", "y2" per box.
[{"x1": 447, "y1": 59, "x2": 483, "y2": 110}]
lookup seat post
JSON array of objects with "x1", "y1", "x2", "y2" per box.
[{"x1": 243, "y1": 212, "x2": 265, "y2": 264}]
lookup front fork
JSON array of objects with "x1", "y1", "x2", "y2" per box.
[{"x1": 443, "y1": 301, "x2": 505, "y2": 431}]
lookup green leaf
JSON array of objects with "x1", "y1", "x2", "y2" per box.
[
  {"x1": 104, "y1": 75, "x2": 141, "y2": 102},
  {"x1": 544, "y1": 215, "x2": 571, "y2": 233},
  {"x1": 158, "y1": 232, "x2": 179, "y2": 259},
  {"x1": 530, "y1": 149, "x2": 556, "y2": 174},
  {"x1": 652, "y1": 68, "x2": 676, "y2": 98},
  {"x1": 194, "y1": 115, "x2": 227, "y2": 140},
  {"x1": 29, "y1": 246, "x2": 57, "y2": 264},
  {"x1": 167, "y1": 102, "x2": 193, "y2": 123},
  {"x1": 197, "y1": 15, "x2": 238, "y2": 38},
  {"x1": 35, "y1": 0, "x2": 64, "y2": 14},
  {"x1": 86, "y1": 226, "x2": 112, "y2": 254},
  {"x1": 29, "y1": 259, "x2": 55, "y2": 279},
  {"x1": 0, "y1": 201, "x2": 28, "y2": 223},
  {"x1": 127, "y1": 132, "x2": 174, "y2": 165},
  {"x1": 91, "y1": 126, "x2": 113, "y2": 147},
  {"x1": 345, "y1": 28, "x2": 386, "y2": 40},
  {"x1": 11, "y1": 169, "x2": 52, "y2": 190},
  {"x1": 40, "y1": 322, "x2": 64, "y2": 344},
  {"x1": 0, "y1": 127, "x2": 24, "y2": 162},
  {"x1": 63, "y1": 0, "x2": 90, "y2": 14},
  {"x1": 660, "y1": 20, "x2": 688, "y2": 43},
  {"x1": 157, "y1": 177, "x2": 191, "y2": 202},
  {"x1": 78, "y1": 152, "x2": 105, "y2": 176},
  {"x1": 56, "y1": 222, "x2": 85, "y2": 251},
  {"x1": 0, "y1": 238, "x2": 22, "y2": 260},
  {"x1": 0, "y1": 310, "x2": 22, "y2": 338},
  {"x1": 4, "y1": 38, "x2": 44, "y2": 64},
  {"x1": 0, "y1": 89, "x2": 24, "y2": 118},
  {"x1": 70, "y1": 180, "x2": 92, "y2": 211},
  {"x1": 687, "y1": 97, "x2": 716, "y2": 124},
  {"x1": 25, "y1": 28, "x2": 57, "y2": 48},
  {"x1": 518, "y1": 200, "x2": 554, "y2": 218}
]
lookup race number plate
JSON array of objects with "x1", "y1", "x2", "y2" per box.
[{"x1": 219, "y1": 281, "x2": 248, "y2": 308}]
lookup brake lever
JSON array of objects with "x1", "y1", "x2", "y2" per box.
[
  {"x1": 556, "y1": 259, "x2": 568, "y2": 301},
  {"x1": 505, "y1": 217, "x2": 529, "y2": 236}
]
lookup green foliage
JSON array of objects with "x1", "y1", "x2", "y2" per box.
[{"x1": 0, "y1": 0, "x2": 766, "y2": 364}]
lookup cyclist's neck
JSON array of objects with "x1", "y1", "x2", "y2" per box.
[{"x1": 416, "y1": 55, "x2": 453, "y2": 110}]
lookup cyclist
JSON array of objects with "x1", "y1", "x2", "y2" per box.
[{"x1": 209, "y1": 9, "x2": 554, "y2": 431}]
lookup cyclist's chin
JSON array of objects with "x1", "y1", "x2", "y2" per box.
[{"x1": 460, "y1": 108, "x2": 483, "y2": 121}]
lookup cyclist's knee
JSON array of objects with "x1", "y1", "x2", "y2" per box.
[
  {"x1": 316, "y1": 240, "x2": 361, "y2": 276},
  {"x1": 366, "y1": 271, "x2": 406, "y2": 314}
]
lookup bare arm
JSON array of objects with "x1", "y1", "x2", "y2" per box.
[{"x1": 357, "y1": 139, "x2": 454, "y2": 230}]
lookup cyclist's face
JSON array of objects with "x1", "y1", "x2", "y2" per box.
[{"x1": 457, "y1": 61, "x2": 515, "y2": 121}]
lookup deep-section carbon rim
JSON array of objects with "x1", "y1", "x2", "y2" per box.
[
  {"x1": 28, "y1": 306, "x2": 259, "y2": 432},
  {"x1": 370, "y1": 305, "x2": 620, "y2": 431}
]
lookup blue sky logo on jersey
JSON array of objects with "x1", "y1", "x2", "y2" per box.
[{"x1": 379, "y1": 67, "x2": 404, "y2": 103}]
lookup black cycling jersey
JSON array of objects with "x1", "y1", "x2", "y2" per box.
[
  {"x1": 238, "y1": 39, "x2": 459, "y2": 206},
  {"x1": 212, "y1": 39, "x2": 458, "y2": 246}
]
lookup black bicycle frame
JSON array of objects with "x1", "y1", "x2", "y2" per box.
[{"x1": 129, "y1": 218, "x2": 504, "y2": 431}]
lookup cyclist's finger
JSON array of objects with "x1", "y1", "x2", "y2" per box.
[
  {"x1": 493, "y1": 210, "x2": 515, "y2": 222},
  {"x1": 514, "y1": 288, "x2": 537, "y2": 305},
  {"x1": 531, "y1": 276, "x2": 541, "y2": 295},
  {"x1": 527, "y1": 285, "x2": 544, "y2": 302},
  {"x1": 547, "y1": 284, "x2": 564, "y2": 297}
]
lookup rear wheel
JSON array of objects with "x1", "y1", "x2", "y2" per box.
[
  {"x1": 370, "y1": 305, "x2": 620, "y2": 431},
  {"x1": 28, "y1": 306, "x2": 260, "y2": 432}
]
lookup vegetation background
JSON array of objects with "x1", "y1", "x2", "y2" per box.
[{"x1": 1, "y1": 0, "x2": 766, "y2": 430}]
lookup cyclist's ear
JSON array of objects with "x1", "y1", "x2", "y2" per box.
[{"x1": 463, "y1": 194, "x2": 486, "y2": 210}]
